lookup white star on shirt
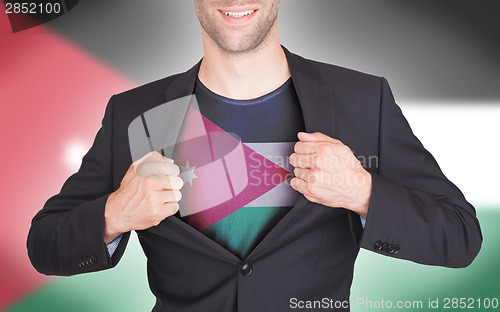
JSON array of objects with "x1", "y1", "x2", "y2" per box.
[{"x1": 179, "y1": 161, "x2": 198, "y2": 186}]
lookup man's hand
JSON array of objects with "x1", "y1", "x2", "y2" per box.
[
  {"x1": 103, "y1": 151, "x2": 184, "y2": 244},
  {"x1": 289, "y1": 132, "x2": 372, "y2": 218}
]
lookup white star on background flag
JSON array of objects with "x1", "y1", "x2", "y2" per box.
[{"x1": 179, "y1": 161, "x2": 198, "y2": 186}]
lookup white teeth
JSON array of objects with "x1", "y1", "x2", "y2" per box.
[{"x1": 222, "y1": 10, "x2": 255, "y2": 18}]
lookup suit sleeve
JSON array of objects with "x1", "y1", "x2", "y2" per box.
[
  {"x1": 27, "y1": 96, "x2": 130, "y2": 276},
  {"x1": 357, "y1": 77, "x2": 482, "y2": 268}
]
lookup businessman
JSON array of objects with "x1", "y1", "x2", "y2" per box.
[{"x1": 28, "y1": 1, "x2": 482, "y2": 311}]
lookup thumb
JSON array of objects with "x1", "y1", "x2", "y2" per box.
[
  {"x1": 120, "y1": 152, "x2": 162, "y2": 186},
  {"x1": 134, "y1": 151, "x2": 161, "y2": 166},
  {"x1": 133, "y1": 151, "x2": 173, "y2": 167},
  {"x1": 297, "y1": 132, "x2": 340, "y2": 143},
  {"x1": 125, "y1": 151, "x2": 172, "y2": 180}
]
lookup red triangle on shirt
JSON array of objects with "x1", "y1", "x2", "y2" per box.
[{"x1": 171, "y1": 107, "x2": 292, "y2": 231}]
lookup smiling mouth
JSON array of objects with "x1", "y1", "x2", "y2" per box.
[{"x1": 219, "y1": 9, "x2": 257, "y2": 18}]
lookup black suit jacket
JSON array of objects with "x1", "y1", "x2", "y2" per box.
[{"x1": 27, "y1": 47, "x2": 482, "y2": 311}]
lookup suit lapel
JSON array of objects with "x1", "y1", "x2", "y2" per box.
[
  {"x1": 163, "y1": 59, "x2": 201, "y2": 102},
  {"x1": 158, "y1": 47, "x2": 337, "y2": 261},
  {"x1": 284, "y1": 47, "x2": 336, "y2": 136}
]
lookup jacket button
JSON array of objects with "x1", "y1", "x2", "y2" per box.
[
  {"x1": 240, "y1": 263, "x2": 253, "y2": 276},
  {"x1": 79, "y1": 259, "x2": 87, "y2": 267},
  {"x1": 393, "y1": 245, "x2": 400, "y2": 254},
  {"x1": 387, "y1": 244, "x2": 395, "y2": 254},
  {"x1": 381, "y1": 242, "x2": 388, "y2": 252},
  {"x1": 374, "y1": 241, "x2": 383, "y2": 250},
  {"x1": 89, "y1": 256, "x2": 97, "y2": 265}
]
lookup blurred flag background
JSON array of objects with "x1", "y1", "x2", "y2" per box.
[{"x1": 1, "y1": 1, "x2": 498, "y2": 311}]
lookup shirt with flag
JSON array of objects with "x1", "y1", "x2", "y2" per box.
[{"x1": 174, "y1": 77, "x2": 306, "y2": 260}]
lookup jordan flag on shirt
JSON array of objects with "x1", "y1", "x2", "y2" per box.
[{"x1": 128, "y1": 95, "x2": 293, "y2": 231}]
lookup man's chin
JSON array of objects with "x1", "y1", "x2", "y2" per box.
[{"x1": 215, "y1": 36, "x2": 267, "y2": 55}]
